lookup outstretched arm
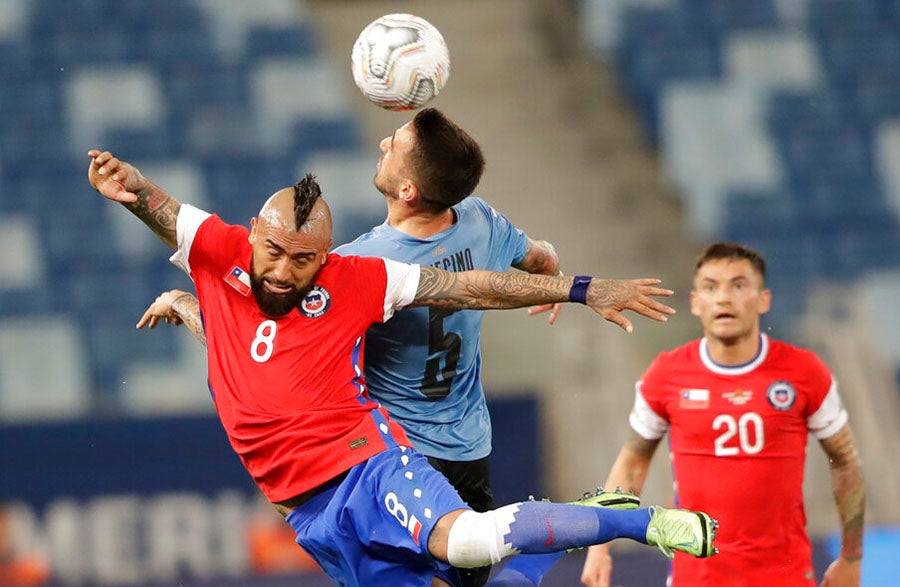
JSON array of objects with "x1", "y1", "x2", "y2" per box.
[
  {"x1": 136, "y1": 289, "x2": 206, "y2": 347},
  {"x1": 581, "y1": 432, "x2": 660, "y2": 587},
  {"x1": 86, "y1": 149, "x2": 181, "y2": 250},
  {"x1": 514, "y1": 237, "x2": 564, "y2": 325},
  {"x1": 411, "y1": 266, "x2": 675, "y2": 333},
  {"x1": 819, "y1": 424, "x2": 864, "y2": 587}
]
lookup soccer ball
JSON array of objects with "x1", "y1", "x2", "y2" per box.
[{"x1": 350, "y1": 13, "x2": 450, "y2": 111}]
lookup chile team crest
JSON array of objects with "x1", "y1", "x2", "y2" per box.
[
  {"x1": 299, "y1": 286, "x2": 331, "y2": 318},
  {"x1": 766, "y1": 380, "x2": 796, "y2": 411}
]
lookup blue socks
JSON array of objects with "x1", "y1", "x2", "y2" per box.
[{"x1": 504, "y1": 500, "x2": 650, "y2": 553}]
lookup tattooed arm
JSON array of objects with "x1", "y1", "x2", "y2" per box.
[
  {"x1": 513, "y1": 238, "x2": 561, "y2": 277},
  {"x1": 514, "y1": 237, "x2": 565, "y2": 324},
  {"x1": 820, "y1": 424, "x2": 864, "y2": 587},
  {"x1": 87, "y1": 149, "x2": 181, "y2": 250},
  {"x1": 581, "y1": 431, "x2": 659, "y2": 587},
  {"x1": 411, "y1": 266, "x2": 675, "y2": 333},
  {"x1": 136, "y1": 290, "x2": 206, "y2": 347}
]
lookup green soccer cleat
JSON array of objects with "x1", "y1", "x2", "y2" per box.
[
  {"x1": 570, "y1": 486, "x2": 641, "y2": 510},
  {"x1": 565, "y1": 487, "x2": 642, "y2": 553},
  {"x1": 645, "y1": 505, "x2": 719, "y2": 559}
]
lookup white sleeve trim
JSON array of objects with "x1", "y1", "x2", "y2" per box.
[
  {"x1": 168, "y1": 204, "x2": 212, "y2": 276},
  {"x1": 808, "y1": 377, "x2": 849, "y2": 439},
  {"x1": 629, "y1": 382, "x2": 669, "y2": 440},
  {"x1": 381, "y1": 258, "x2": 420, "y2": 322}
]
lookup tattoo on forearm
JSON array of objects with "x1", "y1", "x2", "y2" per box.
[
  {"x1": 415, "y1": 267, "x2": 567, "y2": 310},
  {"x1": 172, "y1": 293, "x2": 206, "y2": 347},
  {"x1": 823, "y1": 427, "x2": 865, "y2": 561},
  {"x1": 126, "y1": 185, "x2": 180, "y2": 249}
]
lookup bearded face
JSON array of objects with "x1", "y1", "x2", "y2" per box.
[{"x1": 249, "y1": 258, "x2": 314, "y2": 316}]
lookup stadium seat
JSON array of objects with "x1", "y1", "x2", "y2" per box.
[
  {"x1": 617, "y1": 5, "x2": 724, "y2": 140},
  {"x1": 0, "y1": 214, "x2": 44, "y2": 293},
  {"x1": 723, "y1": 30, "x2": 822, "y2": 92},
  {"x1": 251, "y1": 57, "x2": 353, "y2": 152},
  {"x1": 290, "y1": 116, "x2": 364, "y2": 163},
  {"x1": 661, "y1": 80, "x2": 782, "y2": 236},
  {"x1": 199, "y1": 153, "x2": 297, "y2": 225},
  {"x1": 244, "y1": 24, "x2": 319, "y2": 60},
  {"x1": 65, "y1": 65, "x2": 167, "y2": 156},
  {"x1": 684, "y1": 0, "x2": 780, "y2": 33},
  {"x1": 0, "y1": 315, "x2": 91, "y2": 421}
]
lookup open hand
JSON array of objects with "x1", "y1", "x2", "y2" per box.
[
  {"x1": 136, "y1": 290, "x2": 189, "y2": 330},
  {"x1": 87, "y1": 149, "x2": 145, "y2": 203},
  {"x1": 587, "y1": 278, "x2": 675, "y2": 333}
]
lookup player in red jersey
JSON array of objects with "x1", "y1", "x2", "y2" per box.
[
  {"x1": 581, "y1": 242, "x2": 865, "y2": 587},
  {"x1": 86, "y1": 149, "x2": 718, "y2": 587}
]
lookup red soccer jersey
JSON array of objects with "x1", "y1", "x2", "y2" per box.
[
  {"x1": 630, "y1": 334, "x2": 847, "y2": 587},
  {"x1": 170, "y1": 206, "x2": 416, "y2": 502}
]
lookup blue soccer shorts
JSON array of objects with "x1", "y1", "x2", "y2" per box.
[{"x1": 286, "y1": 445, "x2": 469, "y2": 586}]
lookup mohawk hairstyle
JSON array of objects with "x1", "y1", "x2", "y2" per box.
[{"x1": 292, "y1": 173, "x2": 322, "y2": 230}]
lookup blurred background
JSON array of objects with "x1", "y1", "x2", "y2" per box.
[{"x1": 0, "y1": 0, "x2": 899, "y2": 585}]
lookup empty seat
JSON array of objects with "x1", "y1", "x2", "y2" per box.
[
  {"x1": 244, "y1": 24, "x2": 319, "y2": 60},
  {"x1": 65, "y1": 65, "x2": 166, "y2": 155},
  {"x1": 661, "y1": 79, "x2": 782, "y2": 236},
  {"x1": 161, "y1": 62, "x2": 250, "y2": 117},
  {"x1": 724, "y1": 30, "x2": 822, "y2": 92},
  {"x1": 0, "y1": 315, "x2": 91, "y2": 421},
  {"x1": 0, "y1": 214, "x2": 44, "y2": 291},
  {"x1": 120, "y1": 330, "x2": 213, "y2": 416},
  {"x1": 290, "y1": 116, "x2": 364, "y2": 163},
  {"x1": 251, "y1": 57, "x2": 352, "y2": 151},
  {"x1": 686, "y1": 0, "x2": 780, "y2": 33},
  {"x1": 199, "y1": 154, "x2": 295, "y2": 225}
]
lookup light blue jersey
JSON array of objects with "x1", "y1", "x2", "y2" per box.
[{"x1": 334, "y1": 197, "x2": 529, "y2": 461}]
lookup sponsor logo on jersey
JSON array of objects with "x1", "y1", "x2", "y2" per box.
[
  {"x1": 298, "y1": 286, "x2": 331, "y2": 318},
  {"x1": 766, "y1": 380, "x2": 796, "y2": 410},
  {"x1": 680, "y1": 388, "x2": 709, "y2": 409},
  {"x1": 723, "y1": 388, "x2": 753, "y2": 405},
  {"x1": 224, "y1": 266, "x2": 251, "y2": 296}
]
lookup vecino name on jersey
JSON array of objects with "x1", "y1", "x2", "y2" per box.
[{"x1": 430, "y1": 248, "x2": 474, "y2": 272}]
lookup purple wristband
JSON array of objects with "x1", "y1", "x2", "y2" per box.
[{"x1": 568, "y1": 275, "x2": 592, "y2": 304}]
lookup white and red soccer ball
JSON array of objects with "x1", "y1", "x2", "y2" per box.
[{"x1": 351, "y1": 13, "x2": 450, "y2": 111}]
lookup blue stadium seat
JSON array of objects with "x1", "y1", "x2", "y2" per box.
[
  {"x1": 132, "y1": 28, "x2": 221, "y2": 71},
  {"x1": 0, "y1": 78, "x2": 64, "y2": 126},
  {"x1": 807, "y1": 0, "x2": 879, "y2": 38},
  {"x1": 100, "y1": 126, "x2": 187, "y2": 160},
  {"x1": 855, "y1": 72, "x2": 900, "y2": 123},
  {"x1": 767, "y1": 90, "x2": 861, "y2": 132},
  {"x1": 0, "y1": 288, "x2": 57, "y2": 317},
  {"x1": 617, "y1": 6, "x2": 723, "y2": 140},
  {"x1": 199, "y1": 154, "x2": 297, "y2": 225},
  {"x1": 160, "y1": 63, "x2": 251, "y2": 116},
  {"x1": 0, "y1": 40, "x2": 37, "y2": 79},
  {"x1": 684, "y1": 0, "x2": 779, "y2": 33},
  {"x1": 290, "y1": 116, "x2": 364, "y2": 163},
  {"x1": 772, "y1": 122, "x2": 873, "y2": 183},
  {"x1": 244, "y1": 24, "x2": 319, "y2": 59},
  {"x1": 722, "y1": 191, "x2": 801, "y2": 242}
]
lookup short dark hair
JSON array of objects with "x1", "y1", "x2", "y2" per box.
[
  {"x1": 292, "y1": 173, "x2": 321, "y2": 230},
  {"x1": 695, "y1": 242, "x2": 767, "y2": 283},
  {"x1": 408, "y1": 108, "x2": 485, "y2": 212}
]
